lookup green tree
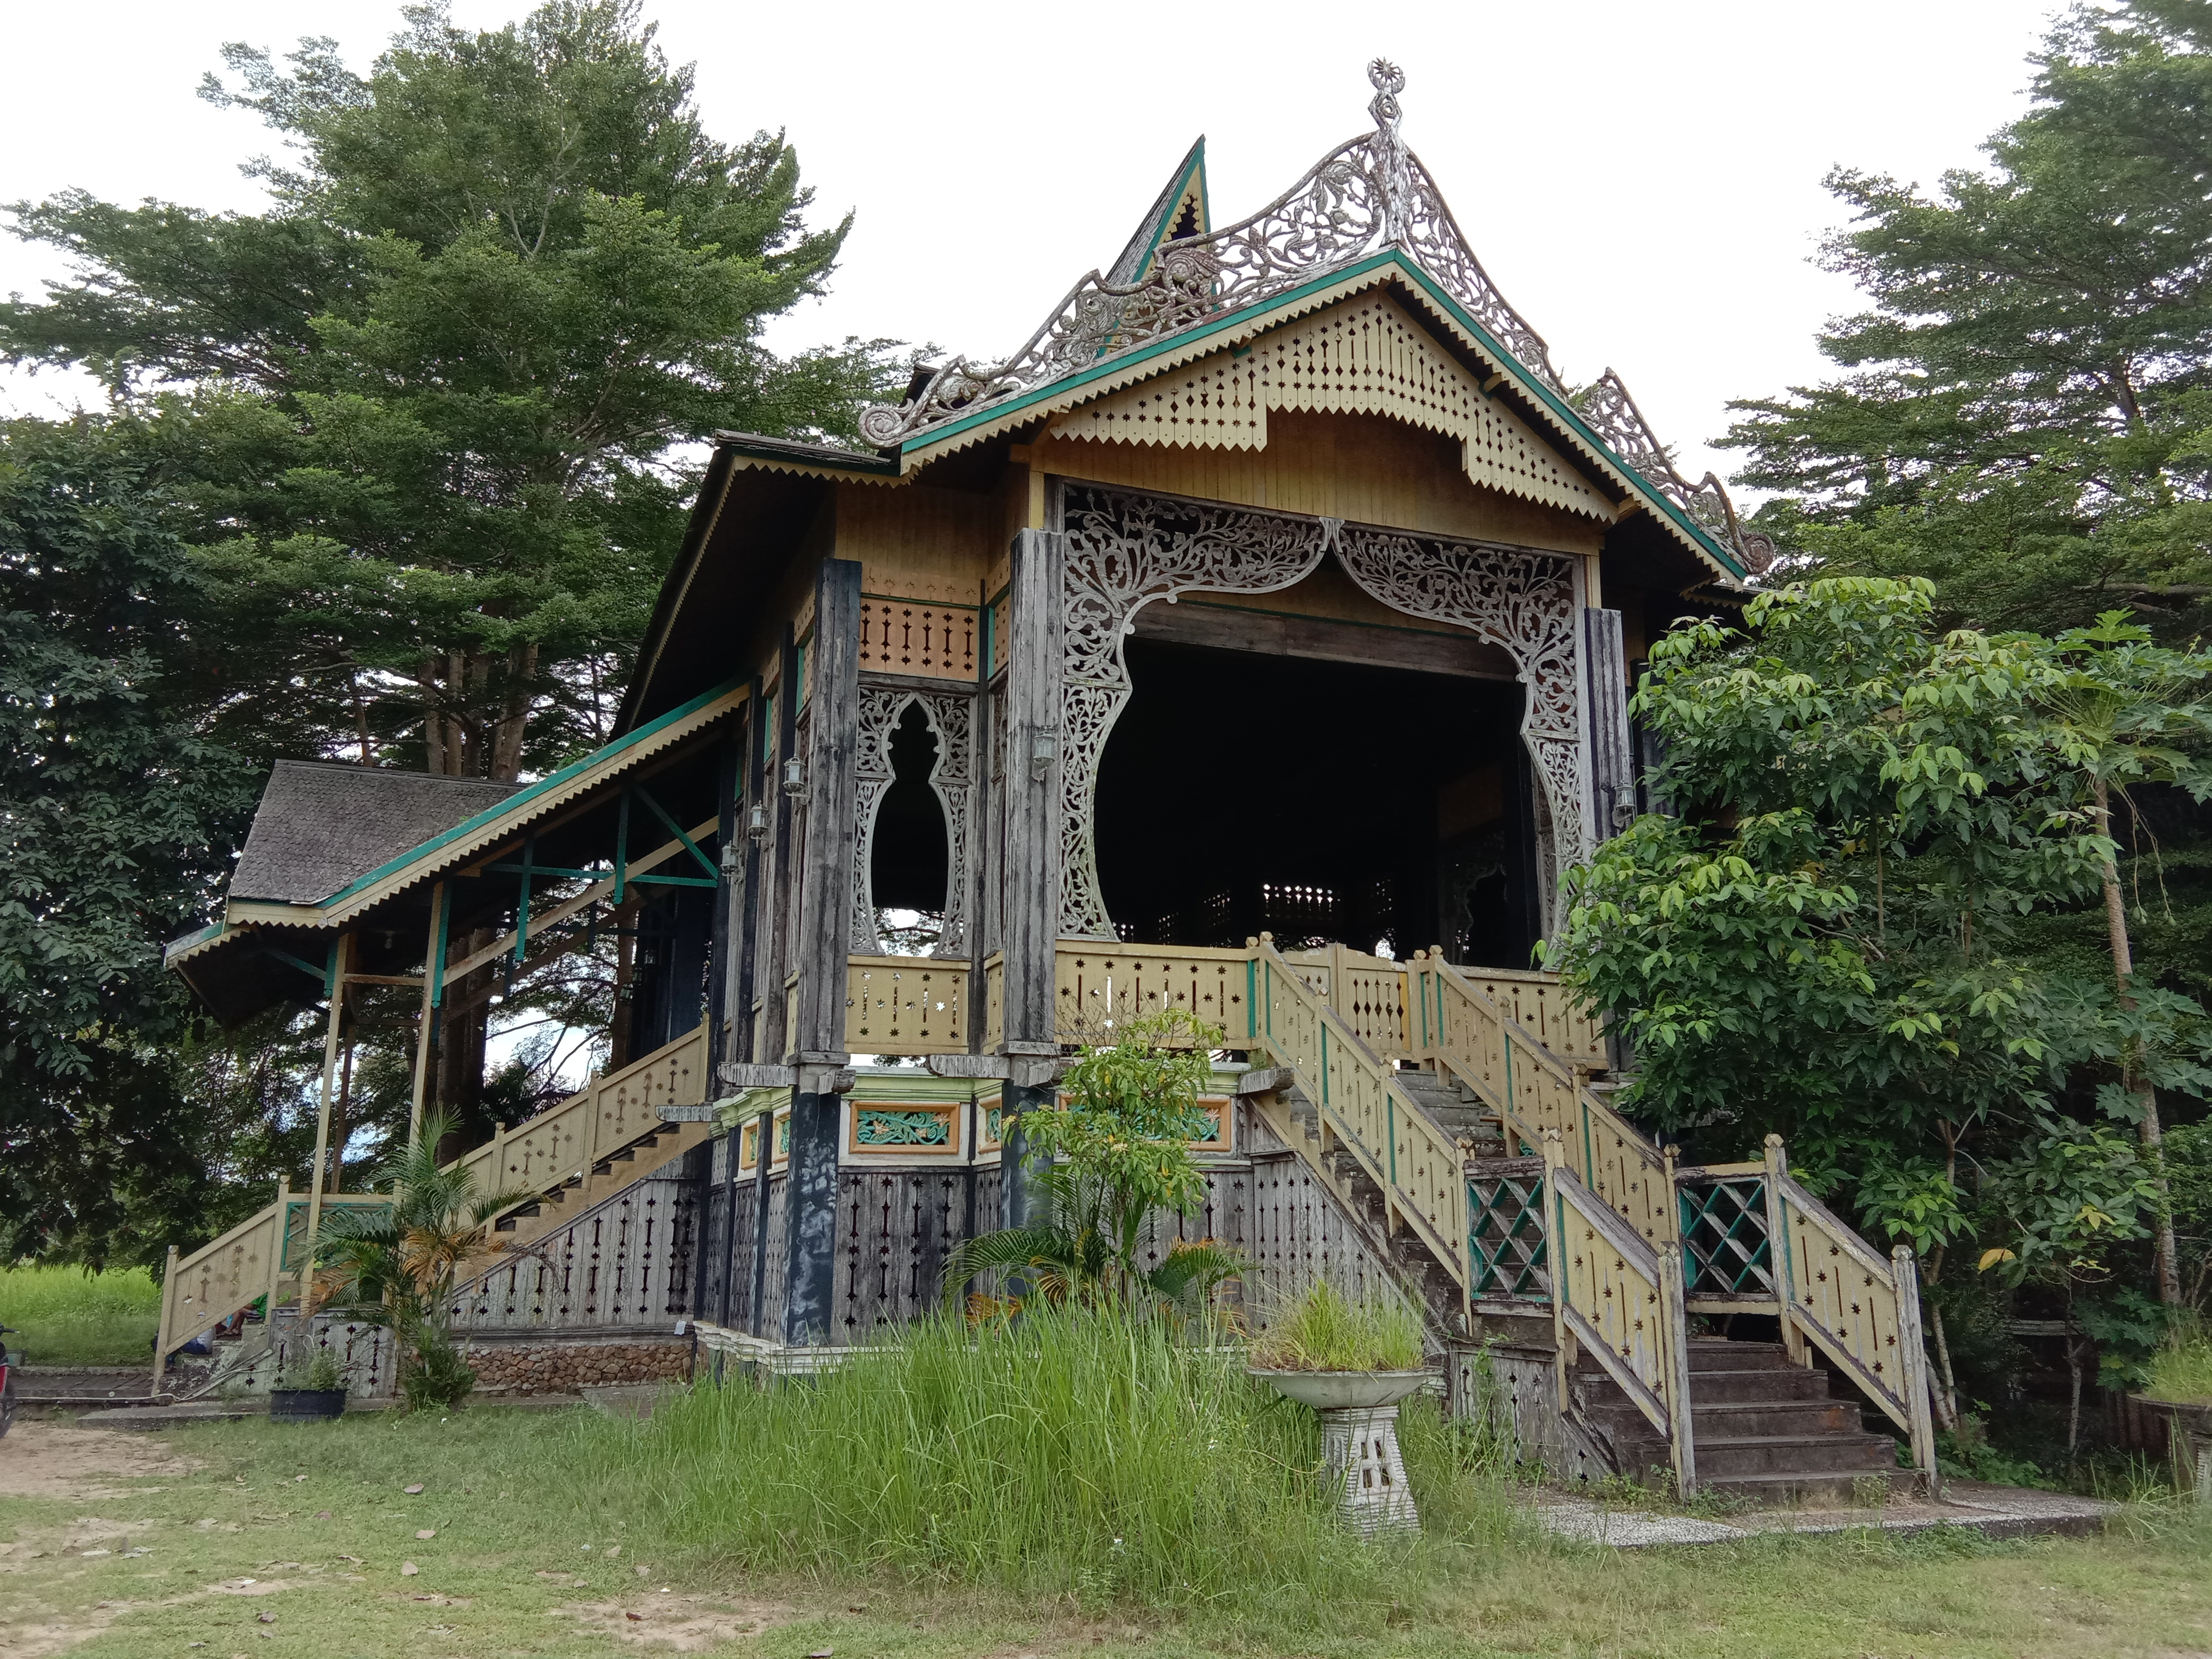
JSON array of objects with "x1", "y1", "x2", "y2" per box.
[
  {"x1": 1546, "y1": 577, "x2": 2212, "y2": 1425},
  {"x1": 942, "y1": 1010, "x2": 1244, "y2": 1316},
  {"x1": 0, "y1": 417, "x2": 261, "y2": 1264},
  {"x1": 1724, "y1": 1, "x2": 2212, "y2": 641},
  {"x1": 3, "y1": 0, "x2": 896, "y2": 780}
]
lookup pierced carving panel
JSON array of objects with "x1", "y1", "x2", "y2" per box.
[
  {"x1": 851, "y1": 686, "x2": 977, "y2": 956},
  {"x1": 1054, "y1": 484, "x2": 1591, "y2": 940},
  {"x1": 857, "y1": 64, "x2": 1767, "y2": 575},
  {"x1": 860, "y1": 63, "x2": 1569, "y2": 453},
  {"x1": 1332, "y1": 526, "x2": 1587, "y2": 902},
  {"x1": 1058, "y1": 485, "x2": 1335, "y2": 937}
]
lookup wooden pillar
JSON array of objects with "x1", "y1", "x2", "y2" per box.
[
  {"x1": 784, "y1": 558, "x2": 862, "y2": 1345},
  {"x1": 733, "y1": 681, "x2": 766, "y2": 1063},
  {"x1": 998, "y1": 528, "x2": 1066, "y2": 1229},
  {"x1": 1580, "y1": 608, "x2": 1635, "y2": 847},
  {"x1": 304, "y1": 932, "x2": 353, "y2": 1255},
  {"x1": 408, "y1": 881, "x2": 446, "y2": 1143}
]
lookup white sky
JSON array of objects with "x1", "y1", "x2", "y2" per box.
[{"x1": 2, "y1": 0, "x2": 2064, "y2": 490}]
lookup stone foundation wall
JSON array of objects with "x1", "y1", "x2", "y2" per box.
[{"x1": 465, "y1": 1335, "x2": 695, "y2": 1396}]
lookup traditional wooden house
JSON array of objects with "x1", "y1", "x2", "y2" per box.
[{"x1": 157, "y1": 64, "x2": 1939, "y2": 1499}]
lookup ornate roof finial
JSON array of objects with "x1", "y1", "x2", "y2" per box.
[
  {"x1": 1367, "y1": 60, "x2": 1411, "y2": 246},
  {"x1": 1367, "y1": 58, "x2": 1405, "y2": 137}
]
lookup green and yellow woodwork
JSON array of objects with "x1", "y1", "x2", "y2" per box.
[{"x1": 160, "y1": 63, "x2": 1934, "y2": 1497}]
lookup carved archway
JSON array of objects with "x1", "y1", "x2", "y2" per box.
[
  {"x1": 1058, "y1": 482, "x2": 1586, "y2": 941},
  {"x1": 852, "y1": 686, "x2": 974, "y2": 956}
]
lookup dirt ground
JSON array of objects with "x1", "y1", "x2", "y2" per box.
[{"x1": 0, "y1": 1423, "x2": 200, "y2": 1502}]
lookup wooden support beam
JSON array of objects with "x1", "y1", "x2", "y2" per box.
[
  {"x1": 408, "y1": 882, "x2": 444, "y2": 1143},
  {"x1": 304, "y1": 933, "x2": 352, "y2": 1260},
  {"x1": 997, "y1": 527, "x2": 1067, "y2": 1232},
  {"x1": 785, "y1": 559, "x2": 862, "y2": 1346},
  {"x1": 442, "y1": 818, "x2": 717, "y2": 983}
]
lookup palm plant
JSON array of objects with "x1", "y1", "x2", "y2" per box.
[
  {"x1": 310, "y1": 1113, "x2": 537, "y2": 1410},
  {"x1": 943, "y1": 1009, "x2": 1246, "y2": 1319}
]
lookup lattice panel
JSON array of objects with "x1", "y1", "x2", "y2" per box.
[
  {"x1": 1467, "y1": 1162, "x2": 1548, "y2": 1299},
  {"x1": 1679, "y1": 1176, "x2": 1773, "y2": 1297},
  {"x1": 858, "y1": 599, "x2": 978, "y2": 681},
  {"x1": 1053, "y1": 295, "x2": 1612, "y2": 520}
]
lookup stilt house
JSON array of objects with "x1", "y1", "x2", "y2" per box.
[{"x1": 156, "y1": 64, "x2": 1941, "y2": 1501}]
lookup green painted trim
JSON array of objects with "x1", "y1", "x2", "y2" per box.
[
  {"x1": 849, "y1": 1072, "x2": 976, "y2": 1106},
  {"x1": 260, "y1": 947, "x2": 328, "y2": 986},
  {"x1": 896, "y1": 248, "x2": 1744, "y2": 580},
  {"x1": 316, "y1": 677, "x2": 745, "y2": 909},
  {"x1": 1245, "y1": 958, "x2": 1258, "y2": 1043},
  {"x1": 636, "y1": 786, "x2": 719, "y2": 877}
]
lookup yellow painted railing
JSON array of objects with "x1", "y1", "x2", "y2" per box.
[
  {"x1": 154, "y1": 1025, "x2": 708, "y2": 1391},
  {"x1": 150, "y1": 1188, "x2": 388, "y2": 1393},
  {"x1": 451, "y1": 1025, "x2": 706, "y2": 1203},
  {"x1": 844, "y1": 954, "x2": 969, "y2": 1054},
  {"x1": 982, "y1": 943, "x2": 1256, "y2": 1050},
  {"x1": 1768, "y1": 1137, "x2": 1940, "y2": 1478},
  {"x1": 1412, "y1": 951, "x2": 1674, "y2": 1252},
  {"x1": 1543, "y1": 1132, "x2": 1697, "y2": 1493},
  {"x1": 1456, "y1": 965, "x2": 1607, "y2": 1069},
  {"x1": 1252, "y1": 938, "x2": 1466, "y2": 1285},
  {"x1": 1282, "y1": 943, "x2": 1413, "y2": 1058}
]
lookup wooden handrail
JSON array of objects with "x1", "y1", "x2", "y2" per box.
[
  {"x1": 1414, "y1": 952, "x2": 1677, "y2": 1253},
  {"x1": 1544, "y1": 1139, "x2": 1697, "y2": 1494},
  {"x1": 155, "y1": 1025, "x2": 707, "y2": 1388},
  {"x1": 1768, "y1": 1144, "x2": 1941, "y2": 1485},
  {"x1": 1250, "y1": 939, "x2": 1467, "y2": 1287}
]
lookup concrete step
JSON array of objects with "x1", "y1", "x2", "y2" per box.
[{"x1": 1697, "y1": 1468, "x2": 1915, "y2": 1506}]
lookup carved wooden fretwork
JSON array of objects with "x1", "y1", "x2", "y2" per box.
[
  {"x1": 1052, "y1": 295, "x2": 1613, "y2": 522},
  {"x1": 1330, "y1": 527, "x2": 1585, "y2": 927},
  {"x1": 859, "y1": 62, "x2": 1766, "y2": 573},
  {"x1": 1058, "y1": 483, "x2": 1588, "y2": 940},
  {"x1": 1059, "y1": 485, "x2": 1335, "y2": 939},
  {"x1": 851, "y1": 685, "x2": 975, "y2": 957}
]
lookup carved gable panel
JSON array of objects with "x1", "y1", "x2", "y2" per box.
[{"x1": 1051, "y1": 296, "x2": 1613, "y2": 522}]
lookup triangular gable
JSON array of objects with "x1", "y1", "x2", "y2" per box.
[
  {"x1": 1050, "y1": 291, "x2": 1613, "y2": 521},
  {"x1": 1104, "y1": 138, "x2": 1210, "y2": 288}
]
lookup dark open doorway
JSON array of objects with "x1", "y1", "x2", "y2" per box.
[{"x1": 1094, "y1": 638, "x2": 1544, "y2": 967}]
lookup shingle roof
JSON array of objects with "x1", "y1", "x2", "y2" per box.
[{"x1": 230, "y1": 761, "x2": 522, "y2": 904}]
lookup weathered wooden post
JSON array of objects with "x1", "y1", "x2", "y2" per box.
[
  {"x1": 783, "y1": 558, "x2": 863, "y2": 1345},
  {"x1": 997, "y1": 528, "x2": 1067, "y2": 1229}
]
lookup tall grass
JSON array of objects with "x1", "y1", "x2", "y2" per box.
[
  {"x1": 2144, "y1": 1338, "x2": 2212, "y2": 1404},
  {"x1": 0, "y1": 1264, "x2": 161, "y2": 1364},
  {"x1": 595, "y1": 1304, "x2": 1505, "y2": 1607},
  {"x1": 1249, "y1": 1280, "x2": 1425, "y2": 1371}
]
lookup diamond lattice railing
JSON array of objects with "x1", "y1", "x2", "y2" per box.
[
  {"x1": 1466, "y1": 1167, "x2": 1548, "y2": 1299},
  {"x1": 1678, "y1": 1177, "x2": 1774, "y2": 1297}
]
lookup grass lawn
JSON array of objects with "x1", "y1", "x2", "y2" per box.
[
  {"x1": 0, "y1": 1266, "x2": 162, "y2": 1367},
  {"x1": 2, "y1": 1401, "x2": 2208, "y2": 1659}
]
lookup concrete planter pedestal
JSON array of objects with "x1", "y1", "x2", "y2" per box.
[{"x1": 1250, "y1": 1368, "x2": 1429, "y2": 1536}]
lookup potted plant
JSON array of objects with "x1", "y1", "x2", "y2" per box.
[
  {"x1": 1249, "y1": 1280, "x2": 1430, "y2": 1535},
  {"x1": 269, "y1": 1345, "x2": 348, "y2": 1422}
]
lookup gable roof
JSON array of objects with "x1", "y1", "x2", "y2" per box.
[
  {"x1": 166, "y1": 678, "x2": 748, "y2": 973},
  {"x1": 838, "y1": 60, "x2": 1770, "y2": 580},
  {"x1": 230, "y1": 761, "x2": 522, "y2": 905},
  {"x1": 1104, "y1": 138, "x2": 1210, "y2": 287}
]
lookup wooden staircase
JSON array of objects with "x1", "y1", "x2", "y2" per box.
[
  {"x1": 1572, "y1": 1339, "x2": 1906, "y2": 1503},
  {"x1": 490, "y1": 1116, "x2": 714, "y2": 1251},
  {"x1": 1236, "y1": 937, "x2": 1942, "y2": 1501},
  {"x1": 152, "y1": 1026, "x2": 711, "y2": 1387}
]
